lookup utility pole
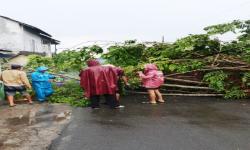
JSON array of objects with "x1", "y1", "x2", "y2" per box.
[{"x1": 161, "y1": 36, "x2": 165, "y2": 43}]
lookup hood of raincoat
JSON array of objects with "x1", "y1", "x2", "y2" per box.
[
  {"x1": 144, "y1": 64, "x2": 158, "y2": 73},
  {"x1": 87, "y1": 59, "x2": 100, "y2": 67},
  {"x1": 36, "y1": 66, "x2": 48, "y2": 72}
]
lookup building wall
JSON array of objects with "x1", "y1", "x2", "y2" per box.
[
  {"x1": 8, "y1": 55, "x2": 29, "y2": 66},
  {"x1": 23, "y1": 28, "x2": 44, "y2": 53},
  {"x1": 0, "y1": 17, "x2": 24, "y2": 52},
  {"x1": 0, "y1": 17, "x2": 52, "y2": 56},
  {"x1": 42, "y1": 42, "x2": 52, "y2": 57}
]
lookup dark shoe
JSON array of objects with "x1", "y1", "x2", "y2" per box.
[
  {"x1": 101, "y1": 102, "x2": 108, "y2": 105},
  {"x1": 92, "y1": 107, "x2": 100, "y2": 109}
]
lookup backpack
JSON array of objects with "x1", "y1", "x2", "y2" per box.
[
  {"x1": 0, "y1": 81, "x2": 5, "y2": 101},
  {"x1": 156, "y1": 71, "x2": 164, "y2": 82}
]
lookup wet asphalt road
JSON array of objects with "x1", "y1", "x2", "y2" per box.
[{"x1": 50, "y1": 95, "x2": 250, "y2": 150}]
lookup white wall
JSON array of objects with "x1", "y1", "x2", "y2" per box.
[
  {"x1": 0, "y1": 17, "x2": 53, "y2": 56},
  {"x1": 0, "y1": 17, "x2": 24, "y2": 52},
  {"x1": 42, "y1": 42, "x2": 52, "y2": 56},
  {"x1": 23, "y1": 28, "x2": 44, "y2": 53}
]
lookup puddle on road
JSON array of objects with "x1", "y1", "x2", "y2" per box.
[
  {"x1": 6, "y1": 115, "x2": 29, "y2": 126},
  {"x1": 5, "y1": 105, "x2": 60, "y2": 127}
]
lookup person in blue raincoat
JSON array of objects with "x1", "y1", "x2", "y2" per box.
[{"x1": 31, "y1": 66, "x2": 55, "y2": 102}]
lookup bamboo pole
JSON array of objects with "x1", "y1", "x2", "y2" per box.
[
  {"x1": 127, "y1": 91, "x2": 223, "y2": 97},
  {"x1": 166, "y1": 66, "x2": 250, "y2": 77},
  {"x1": 165, "y1": 77, "x2": 206, "y2": 85},
  {"x1": 162, "y1": 84, "x2": 213, "y2": 90}
]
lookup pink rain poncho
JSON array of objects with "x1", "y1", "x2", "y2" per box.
[{"x1": 139, "y1": 64, "x2": 164, "y2": 89}]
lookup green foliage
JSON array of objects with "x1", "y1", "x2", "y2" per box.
[
  {"x1": 203, "y1": 71, "x2": 246, "y2": 99},
  {"x1": 123, "y1": 65, "x2": 143, "y2": 89},
  {"x1": 204, "y1": 20, "x2": 242, "y2": 35},
  {"x1": 48, "y1": 80, "x2": 90, "y2": 107},
  {"x1": 53, "y1": 50, "x2": 85, "y2": 71},
  {"x1": 102, "y1": 43, "x2": 146, "y2": 67},
  {"x1": 143, "y1": 43, "x2": 173, "y2": 61},
  {"x1": 125, "y1": 40, "x2": 137, "y2": 44},
  {"x1": 26, "y1": 55, "x2": 54, "y2": 71},
  {"x1": 242, "y1": 72, "x2": 250, "y2": 87},
  {"x1": 26, "y1": 45, "x2": 103, "y2": 72},
  {"x1": 224, "y1": 87, "x2": 246, "y2": 99},
  {"x1": 26, "y1": 19, "x2": 250, "y2": 100},
  {"x1": 166, "y1": 60, "x2": 204, "y2": 73},
  {"x1": 89, "y1": 45, "x2": 104, "y2": 54},
  {"x1": 173, "y1": 34, "x2": 220, "y2": 57},
  {"x1": 203, "y1": 71, "x2": 228, "y2": 92}
]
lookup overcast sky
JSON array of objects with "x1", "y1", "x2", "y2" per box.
[{"x1": 1, "y1": 0, "x2": 250, "y2": 49}]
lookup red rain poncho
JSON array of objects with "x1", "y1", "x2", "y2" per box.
[
  {"x1": 79, "y1": 60, "x2": 118, "y2": 98},
  {"x1": 139, "y1": 64, "x2": 164, "y2": 89}
]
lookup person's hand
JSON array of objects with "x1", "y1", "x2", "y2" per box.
[
  {"x1": 137, "y1": 71, "x2": 142, "y2": 76},
  {"x1": 124, "y1": 83, "x2": 130, "y2": 90},
  {"x1": 125, "y1": 83, "x2": 130, "y2": 86},
  {"x1": 58, "y1": 74, "x2": 64, "y2": 77}
]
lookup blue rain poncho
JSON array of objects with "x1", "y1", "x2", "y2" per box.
[{"x1": 31, "y1": 66, "x2": 55, "y2": 102}]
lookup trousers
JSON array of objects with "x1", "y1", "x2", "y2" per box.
[{"x1": 90, "y1": 94, "x2": 119, "y2": 108}]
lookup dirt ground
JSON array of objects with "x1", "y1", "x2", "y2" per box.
[{"x1": 0, "y1": 101, "x2": 72, "y2": 150}]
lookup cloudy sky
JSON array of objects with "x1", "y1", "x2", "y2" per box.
[{"x1": 1, "y1": 0, "x2": 250, "y2": 49}]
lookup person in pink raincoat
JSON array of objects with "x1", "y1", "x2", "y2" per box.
[{"x1": 138, "y1": 64, "x2": 165, "y2": 104}]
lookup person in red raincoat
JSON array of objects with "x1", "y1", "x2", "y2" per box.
[
  {"x1": 102, "y1": 64, "x2": 129, "y2": 101},
  {"x1": 138, "y1": 64, "x2": 165, "y2": 104},
  {"x1": 79, "y1": 59, "x2": 124, "y2": 109}
]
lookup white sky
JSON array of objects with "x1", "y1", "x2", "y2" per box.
[{"x1": 1, "y1": 0, "x2": 250, "y2": 49}]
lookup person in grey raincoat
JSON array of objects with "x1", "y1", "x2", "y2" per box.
[{"x1": 31, "y1": 66, "x2": 55, "y2": 102}]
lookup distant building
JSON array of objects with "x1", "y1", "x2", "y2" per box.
[{"x1": 0, "y1": 15, "x2": 60, "y2": 57}]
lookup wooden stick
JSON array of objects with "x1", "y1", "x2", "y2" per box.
[
  {"x1": 166, "y1": 66, "x2": 250, "y2": 77},
  {"x1": 127, "y1": 91, "x2": 223, "y2": 97},
  {"x1": 211, "y1": 54, "x2": 220, "y2": 67},
  {"x1": 162, "y1": 84, "x2": 213, "y2": 90},
  {"x1": 161, "y1": 89, "x2": 197, "y2": 94},
  {"x1": 221, "y1": 59, "x2": 249, "y2": 66},
  {"x1": 50, "y1": 73, "x2": 80, "y2": 81},
  {"x1": 165, "y1": 77, "x2": 206, "y2": 85}
]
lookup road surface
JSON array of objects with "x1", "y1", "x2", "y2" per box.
[{"x1": 50, "y1": 95, "x2": 250, "y2": 150}]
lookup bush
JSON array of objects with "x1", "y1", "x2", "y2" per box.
[
  {"x1": 224, "y1": 87, "x2": 246, "y2": 99},
  {"x1": 48, "y1": 80, "x2": 90, "y2": 107},
  {"x1": 203, "y1": 71, "x2": 228, "y2": 92}
]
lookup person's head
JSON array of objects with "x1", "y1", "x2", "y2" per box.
[
  {"x1": 11, "y1": 64, "x2": 22, "y2": 70},
  {"x1": 36, "y1": 66, "x2": 48, "y2": 73},
  {"x1": 86, "y1": 59, "x2": 100, "y2": 67},
  {"x1": 144, "y1": 64, "x2": 158, "y2": 73}
]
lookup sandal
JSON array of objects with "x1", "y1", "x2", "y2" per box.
[
  {"x1": 157, "y1": 100, "x2": 165, "y2": 103},
  {"x1": 9, "y1": 104, "x2": 16, "y2": 107}
]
